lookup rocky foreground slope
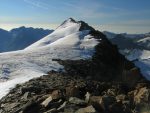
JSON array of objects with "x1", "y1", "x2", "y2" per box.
[
  {"x1": 2, "y1": 72, "x2": 133, "y2": 113},
  {"x1": 0, "y1": 18, "x2": 150, "y2": 113},
  {"x1": 0, "y1": 71, "x2": 150, "y2": 113}
]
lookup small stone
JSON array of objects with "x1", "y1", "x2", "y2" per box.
[
  {"x1": 44, "y1": 108, "x2": 57, "y2": 113},
  {"x1": 9, "y1": 103, "x2": 19, "y2": 109},
  {"x1": 51, "y1": 90, "x2": 63, "y2": 100},
  {"x1": 21, "y1": 92, "x2": 30, "y2": 100},
  {"x1": 41, "y1": 96, "x2": 52, "y2": 107},
  {"x1": 107, "y1": 89, "x2": 116, "y2": 96},
  {"x1": 69, "y1": 97, "x2": 87, "y2": 105},
  {"x1": 0, "y1": 109, "x2": 3, "y2": 113},
  {"x1": 116, "y1": 94, "x2": 126, "y2": 102},
  {"x1": 90, "y1": 96, "x2": 102, "y2": 104},
  {"x1": 85, "y1": 92, "x2": 90, "y2": 103},
  {"x1": 57, "y1": 101, "x2": 67, "y2": 110},
  {"x1": 75, "y1": 105, "x2": 96, "y2": 113}
]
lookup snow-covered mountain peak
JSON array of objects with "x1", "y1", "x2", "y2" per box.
[
  {"x1": 57, "y1": 18, "x2": 95, "y2": 31},
  {"x1": 25, "y1": 18, "x2": 96, "y2": 50},
  {"x1": 61, "y1": 18, "x2": 77, "y2": 25},
  {"x1": 0, "y1": 19, "x2": 101, "y2": 98},
  {"x1": 56, "y1": 18, "x2": 78, "y2": 30}
]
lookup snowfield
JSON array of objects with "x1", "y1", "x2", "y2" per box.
[{"x1": 0, "y1": 19, "x2": 100, "y2": 99}]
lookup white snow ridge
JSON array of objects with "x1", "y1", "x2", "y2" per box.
[{"x1": 0, "y1": 18, "x2": 100, "y2": 99}]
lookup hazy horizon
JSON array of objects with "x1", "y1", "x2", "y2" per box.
[{"x1": 0, "y1": 0, "x2": 150, "y2": 33}]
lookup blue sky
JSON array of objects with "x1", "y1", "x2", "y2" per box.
[{"x1": 0, "y1": 0, "x2": 150, "y2": 33}]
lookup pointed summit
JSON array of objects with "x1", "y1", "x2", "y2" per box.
[
  {"x1": 57, "y1": 18, "x2": 77, "y2": 29},
  {"x1": 58, "y1": 18, "x2": 95, "y2": 31},
  {"x1": 67, "y1": 17, "x2": 76, "y2": 23},
  {"x1": 62, "y1": 18, "x2": 77, "y2": 24}
]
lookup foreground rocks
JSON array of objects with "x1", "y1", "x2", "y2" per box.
[{"x1": 0, "y1": 72, "x2": 150, "y2": 113}]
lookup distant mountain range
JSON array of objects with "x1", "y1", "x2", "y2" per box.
[
  {"x1": 103, "y1": 31, "x2": 150, "y2": 50},
  {"x1": 103, "y1": 31, "x2": 150, "y2": 39},
  {"x1": 0, "y1": 27, "x2": 149, "y2": 53},
  {"x1": 0, "y1": 27, "x2": 53, "y2": 52}
]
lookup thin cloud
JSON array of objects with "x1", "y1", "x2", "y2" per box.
[
  {"x1": 62, "y1": 1, "x2": 112, "y2": 19},
  {"x1": 62, "y1": 1, "x2": 123, "y2": 19},
  {"x1": 63, "y1": 1, "x2": 150, "y2": 21},
  {"x1": 23, "y1": 0, "x2": 49, "y2": 10}
]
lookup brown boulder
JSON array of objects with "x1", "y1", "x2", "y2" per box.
[
  {"x1": 51, "y1": 90, "x2": 64, "y2": 100},
  {"x1": 66, "y1": 85, "x2": 80, "y2": 98}
]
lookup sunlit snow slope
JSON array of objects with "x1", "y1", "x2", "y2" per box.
[{"x1": 0, "y1": 18, "x2": 100, "y2": 99}]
